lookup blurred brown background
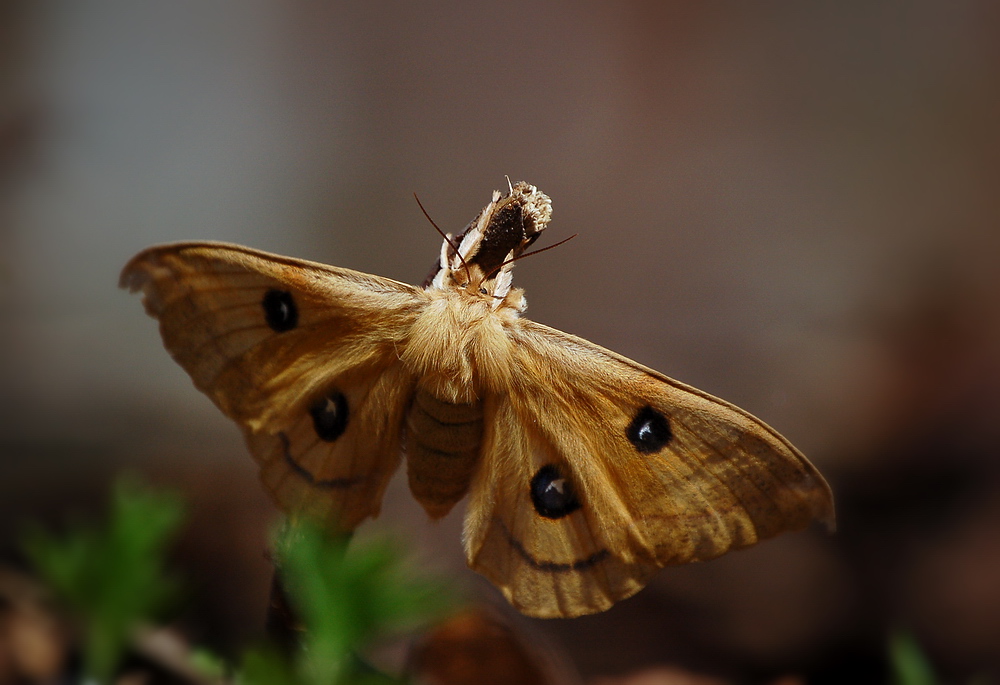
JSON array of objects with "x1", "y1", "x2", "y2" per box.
[{"x1": 1, "y1": 2, "x2": 998, "y2": 683}]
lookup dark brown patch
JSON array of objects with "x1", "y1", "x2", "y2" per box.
[
  {"x1": 472, "y1": 201, "x2": 542, "y2": 277},
  {"x1": 626, "y1": 406, "x2": 672, "y2": 454},
  {"x1": 309, "y1": 391, "x2": 349, "y2": 442},
  {"x1": 262, "y1": 289, "x2": 298, "y2": 332},
  {"x1": 530, "y1": 464, "x2": 581, "y2": 519}
]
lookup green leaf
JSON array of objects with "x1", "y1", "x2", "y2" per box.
[
  {"x1": 189, "y1": 647, "x2": 228, "y2": 680},
  {"x1": 21, "y1": 476, "x2": 185, "y2": 684},
  {"x1": 238, "y1": 646, "x2": 300, "y2": 685},
  {"x1": 266, "y1": 519, "x2": 456, "y2": 685},
  {"x1": 889, "y1": 629, "x2": 938, "y2": 685}
]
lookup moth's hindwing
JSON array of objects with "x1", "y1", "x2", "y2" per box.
[{"x1": 464, "y1": 320, "x2": 834, "y2": 618}]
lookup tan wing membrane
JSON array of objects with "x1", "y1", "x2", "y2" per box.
[
  {"x1": 121, "y1": 242, "x2": 425, "y2": 528},
  {"x1": 121, "y1": 243, "x2": 423, "y2": 427},
  {"x1": 464, "y1": 320, "x2": 833, "y2": 618},
  {"x1": 247, "y1": 362, "x2": 415, "y2": 529},
  {"x1": 465, "y1": 399, "x2": 660, "y2": 617}
]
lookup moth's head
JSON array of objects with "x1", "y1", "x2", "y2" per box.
[{"x1": 426, "y1": 181, "x2": 552, "y2": 307}]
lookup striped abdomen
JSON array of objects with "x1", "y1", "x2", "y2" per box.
[{"x1": 405, "y1": 389, "x2": 484, "y2": 518}]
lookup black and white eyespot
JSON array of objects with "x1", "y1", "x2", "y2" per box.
[
  {"x1": 626, "y1": 405, "x2": 672, "y2": 454},
  {"x1": 309, "y1": 390, "x2": 349, "y2": 442},
  {"x1": 262, "y1": 289, "x2": 298, "y2": 332},
  {"x1": 530, "y1": 464, "x2": 580, "y2": 519}
]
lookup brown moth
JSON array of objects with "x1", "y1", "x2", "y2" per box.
[{"x1": 121, "y1": 181, "x2": 834, "y2": 619}]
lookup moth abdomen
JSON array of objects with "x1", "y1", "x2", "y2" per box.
[{"x1": 405, "y1": 389, "x2": 484, "y2": 519}]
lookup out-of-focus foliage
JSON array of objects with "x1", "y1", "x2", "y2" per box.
[
  {"x1": 21, "y1": 477, "x2": 184, "y2": 684},
  {"x1": 19, "y1": 478, "x2": 456, "y2": 684},
  {"x1": 241, "y1": 519, "x2": 456, "y2": 685},
  {"x1": 889, "y1": 630, "x2": 938, "y2": 685}
]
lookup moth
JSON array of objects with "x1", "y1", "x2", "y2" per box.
[{"x1": 121, "y1": 181, "x2": 834, "y2": 619}]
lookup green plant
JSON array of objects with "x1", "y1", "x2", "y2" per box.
[
  {"x1": 21, "y1": 477, "x2": 184, "y2": 684},
  {"x1": 241, "y1": 519, "x2": 455, "y2": 685},
  {"x1": 889, "y1": 629, "x2": 938, "y2": 685},
  {"x1": 20, "y1": 478, "x2": 455, "y2": 684}
]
